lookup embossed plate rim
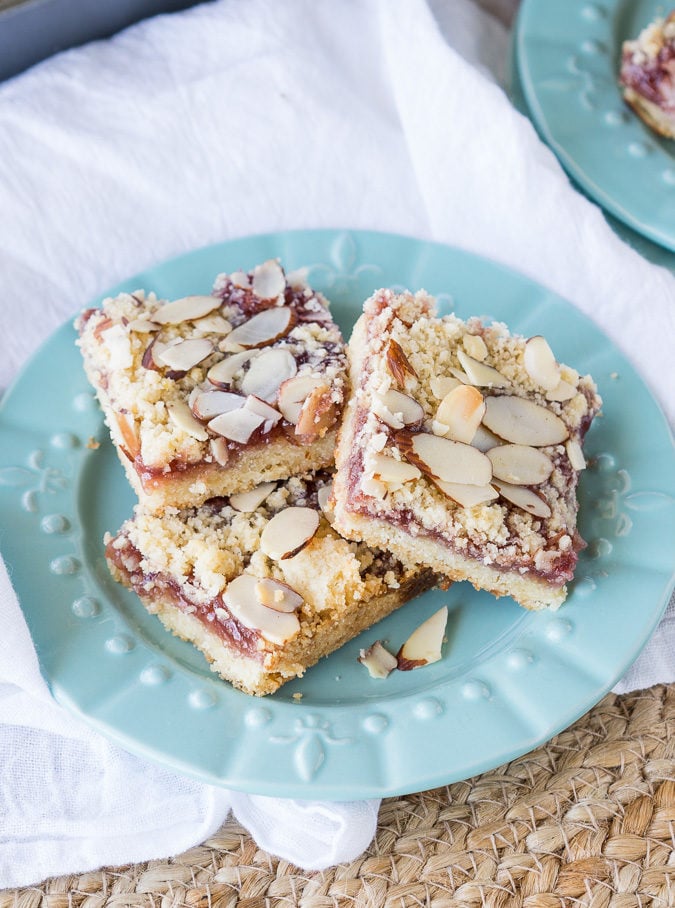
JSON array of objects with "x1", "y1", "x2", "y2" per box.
[
  {"x1": 516, "y1": 0, "x2": 675, "y2": 252},
  {"x1": 0, "y1": 229, "x2": 673, "y2": 800}
]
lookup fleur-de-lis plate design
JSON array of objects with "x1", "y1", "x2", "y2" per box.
[{"x1": 0, "y1": 230, "x2": 672, "y2": 799}]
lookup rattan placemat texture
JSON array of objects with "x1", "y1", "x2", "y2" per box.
[{"x1": 3, "y1": 684, "x2": 674, "y2": 907}]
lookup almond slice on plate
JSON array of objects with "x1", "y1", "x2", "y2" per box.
[
  {"x1": 251, "y1": 259, "x2": 286, "y2": 300},
  {"x1": 397, "y1": 606, "x2": 448, "y2": 670},
  {"x1": 487, "y1": 444, "x2": 554, "y2": 485},
  {"x1": 432, "y1": 478, "x2": 498, "y2": 508},
  {"x1": 240, "y1": 347, "x2": 297, "y2": 403},
  {"x1": 229, "y1": 481, "x2": 277, "y2": 512},
  {"x1": 435, "y1": 385, "x2": 486, "y2": 444},
  {"x1": 255, "y1": 578, "x2": 303, "y2": 613},
  {"x1": 208, "y1": 407, "x2": 264, "y2": 443},
  {"x1": 456, "y1": 349, "x2": 510, "y2": 388},
  {"x1": 167, "y1": 400, "x2": 209, "y2": 441},
  {"x1": 277, "y1": 374, "x2": 325, "y2": 424},
  {"x1": 151, "y1": 295, "x2": 221, "y2": 325},
  {"x1": 156, "y1": 338, "x2": 214, "y2": 372},
  {"x1": 373, "y1": 390, "x2": 424, "y2": 429},
  {"x1": 207, "y1": 350, "x2": 257, "y2": 388},
  {"x1": 397, "y1": 431, "x2": 493, "y2": 486},
  {"x1": 524, "y1": 335, "x2": 560, "y2": 391},
  {"x1": 224, "y1": 306, "x2": 295, "y2": 350},
  {"x1": 385, "y1": 339, "x2": 417, "y2": 387},
  {"x1": 191, "y1": 390, "x2": 244, "y2": 420},
  {"x1": 483, "y1": 396, "x2": 569, "y2": 446},
  {"x1": 222, "y1": 574, "x2": 300, "y2": 644},
  {"x1": 260, "y1": 507, "x2": 320, "y2": 560},
  {"x1": 369, "y1": 453, "x2": 422, "y2": 485},
  {"x1": 492, "y1": 479, "x2": 552, "y2": 518},
  {"x1": 358, "y1": 641, "x2": 398, "y2": 679}
]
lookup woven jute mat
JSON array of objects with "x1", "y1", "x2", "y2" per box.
[{"x1": 3, "y1": 683, "x2": 674, "y2": 907}]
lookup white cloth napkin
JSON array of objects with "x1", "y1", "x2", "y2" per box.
[{"x1": 0, "y1": 0, "x2": 673, "y2": 890}]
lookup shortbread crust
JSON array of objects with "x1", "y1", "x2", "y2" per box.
[
  {"x1": 331, "y1": 289, "x2": 602, "y2": 611},
  {"x1": 106, "y1": 472, "x2": 436, "y2": 696},
  {"x1": 77, "y1": 261, "x2": 347, "y2": 513}
]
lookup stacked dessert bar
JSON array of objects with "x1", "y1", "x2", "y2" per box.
[{"x1": 78, "y1": 264, "x2": 601, "y2": 695}]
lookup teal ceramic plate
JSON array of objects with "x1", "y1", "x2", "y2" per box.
[
  {"x1": 516, "y1": 0, "x2": 675, "y2": 252},
  {"x1": 1, "y1": 230, "x2": 673, "y2": 800}
]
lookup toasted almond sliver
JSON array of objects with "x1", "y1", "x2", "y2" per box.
[
  {"x1": 225, "y1": 306, "x2": 294, "y2": 350},
  {"x1": 471, "y1": 424, "x2": 502, "y2": 453},
  {"x1": 398, "y1": 432, "x2": 493, "y2": 487},
  {"x1": 369, "y1": 453, "x2": 422, "y2": 485},
  {"x1": 358, "y1": 641, "x2": 398, "y2": 679},
  {"x1": 127, "y1": 317, "x2": 159, "y2": 333},
  {"x1": 207, "y1": 350, "x2": 257, "y2": 388},
  {"x1": 167, "y1": 400, "x2": 209, "y2": 441},
  {"x1": 487, "y1": 444, "x2": 554, "y2": 486},
  {"x1": 193, "y1": 314, "x2": 233, "y2": 336},
  {"x1": 566, "y1": 439, "x2": 587, "y2": 471},
  {"x1": 210, "y1": 436, "x2": 230, "y2": 466},
  {"x1": 244, "y1": 395, "x2": 282, "y2": 431},
  {"x1": 456, "y1": 349, "x2": 510, "y2": 388},
  {"x1": 463, "y1": 334, "x2": 488, "y2": 361},
  {"x1": 397, "y1": 606, "x2": 448, "y2": 670},
  {"x1": 255, "y1": 578, "x2": 303, "y2": 613},
  {"x1": 483, "y1": 396, "x2": 569, "y2": 446},
  {"x1": 432, "y1": 478, "x2": 498, "y2": 508},
  {"x1": 208, "y1": 407, "x2": 264, "y2": 443},
  {"x1": 260, "y1": 507, "x2": 320, "y2": 560},
  {"x1": 546, "y1": 380, "x2": 577, "y2": 402},
  {"x1": 430, "y1": 375, "x2": 461, "y2": 399},
  {"x1": 229, "y1": 481, "x2": 277, "y2": 512},
  {"x1": 240, "y1": 347, "x2": 297, "y2": 403},
  {"x1": 524, "y1": 336, "x2": 561, "y2": 392},
  {"x1": 222, "y1": 574, "x2": 300, "y2": 644},
  {"x1": 385, "y1": 339, "x2": 417, "y2": 387},
  {"x1": 492, "y1": 479, "x2": 552, "y2": 519},
  {"x1": 156, "y1": 338, "x2": 214, "y2": 371},
  {"x1": 192, "y1": 390, "x2": 244, "y2": 420},
  {"x1": 374, "y1": 390, "x2": 424, "y2": 429},
  {"x1": 295, "y1": 384, "x2": 336, "y2": 438},
  {"x1": 251, "y1": 259, "x2": 286, "y2": 299},
  {"x1": 151, "y1": 295, "x2": 221, "y2": 325},
  {"x1": 436, "y1": 385, "x2": 486, "y2": 444},
  {"x1": 317, "y1": 482, "x2": 333, "y2": 516},
  {"x1": 277, "y1": 374, "x2": 325, "y2": 424}
]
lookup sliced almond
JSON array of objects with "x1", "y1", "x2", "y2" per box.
[
  {"x1": 492, "y1": 479, "x2": 552, "y2": 519},
  {"x1": 546, "y1": 380, "x2": 577, "y2": 402},
  {"x1": 471, "y1": 424, "x2": 502, "y2": 453},
  {"x1": 240, "y1": 347, "x2": 297, "y2": 403},
  {"x1": 127, "y1": 317, "x2": 159, "y2": 334},
  {"x1": 222, "y1": 574, "x2": 300, "y2": 644},
  {"x1": 244, "y1": 395, "x2": 282, "y2": 432},
  {"x1": 373, "y1": 390, "x2": 424, "y2": 429},
  {"x1": 487, "y1": 444, "x2": 554, "y2": 486},
  {"x1": 255, "y1": 578, "x2": 303, "y2": 613},
  {"x1": 193, "y1": 313, "x2": 233, "y2": 336},
  {"x1": 369, "y1": 453, "x2": 422, "y2": 485},
  {"x1": 167, "y1": 400, "x2": 209, "y2": 441},
  {"x1": 435, "y1": 385, "x2": 486, "y2": 444},
  {"x1": 151, "y1": 295, "x2": 221, "y2": 325},
  {"x1": 229, "y1": 481, "x2": 277, "y2": 513},
  {"x1": 385, "y1": 339, "x2": 417, "y2": 387},
  {"x1": 566, "y1": 439, "x2": 587, "y2": 471},
  {"x1": 483, "y1": 396, "x2": 569, "y2": 446},
  {"x1": 210, "y1": 436, "x2": 230, "y2": 466},
  {"x1": 397, "y1": 606, "x2": 448, "y2": 670},
  {"x1": 191, "y1": 390, "x2": 244, "y2": 420},
  {"x1": 260, "y1": 507, "x2": 320, "y2": 560},
  {"x1": 277, "y1": 375, "x2": 325, "y2": 424},
  {"x1": 207, "y1": 350, "x2": 257, "y2": 388},
  {"x1": 432, "y1": 478, "x2": 498, "y2": 508},
  {"x1": 463, "y1": 334, "x2": 488, "y2": 361},
  {"x1": 430, "y1": 375, "x2": 461, "y2": 399},
  {"x1": 156, "y1": 338, "x2": 214, "y2": 372},
  {"x1": 225, "y1": 307, "x2": 294, "y2": 350},
  {"x1": 251, "y1": 259, "x2": 286, "y2": 300},
  {"x1": 397, "y1": 432, "x2": 493, "y2": 487},
  {"x1": 295, "y1": 384, "x2": 337, "y2": 438},
  {"x1": 208, "y1": 407, "x2": 264, "y2": 443},
  {"x1": 230, "y1": 270, "x2": 250, "y2": 289},
  {"x1": 141, "y1": 336, "x2": 163, "y2": 371},
  {"x1": 456, "y1": 349, "x2": 510, "y2": 388},
  {"x1": 524, "y1": 336, "x2": 560, "y2": 391},
  {"x1": 116, "y1": 412, "x2": 140, "y2": 459},
  {"x1": 358, "y1": 641, "x2": 398, "y2": 679},
  {"x1": 317, "y1": 482, "x2": 333, "y2": 515}
]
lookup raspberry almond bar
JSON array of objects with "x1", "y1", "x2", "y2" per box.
[
  {"x1": 77, "y1": 261, "x2": 347, "y2": 513},
  {"x1": 106, "y1": 472, "x2": 435, "y2": 695},
  {"x1": 620, "y1": 12, "x2": 675, "y2": 139},
  {"x1": 332, "y1": 289, "x2": 602, "y2": 611}
]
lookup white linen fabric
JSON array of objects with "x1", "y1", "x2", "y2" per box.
[{"x1": 0, "y1": 0, "x2": 673, "y2": 889}]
